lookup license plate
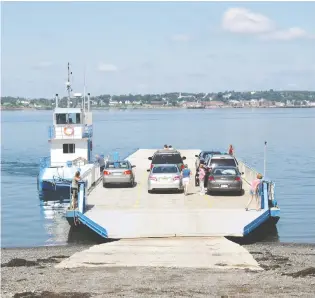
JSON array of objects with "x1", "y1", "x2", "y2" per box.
[
  {"x1": 112, "y1": 173, "x2": 121, "y2": 176},
  {"x1": 220, "y1": 184, "x2": 228, "y2": 188},
  {"x1": 160, "y1": 177, "x2": 168, "y2": 181}
]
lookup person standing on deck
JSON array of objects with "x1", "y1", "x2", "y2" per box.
[
  {"x1": 71, "y1": 171, "x2": 81, "y2": 209},
  {"x1": 228, "y1": 144, "x2": 234, "y2": 156},
  {"x1": 245, "y1": 173, "x2": 263, "y2": 211},
  {"x1": 198, "y1": 164, "x2": 206, "y2": 195},
  {"x1": 181, "y1": 164, "x2": 191, "y2": 196},
  {"x1": 95, "y1": 154, "x2": 105, "y2": 172},
  {"x1": 164, "y1": 144, "x2": 168, "y2": 149}
]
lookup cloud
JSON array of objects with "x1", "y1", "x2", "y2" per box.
[
  {"x1": 261, "y1": 27, "x2": 315, "y2": 41},
  {"x1": 171, "y1": 34, "x2": 191, "y2": 42},
  {"x1": 98, "y1": 63, "x2": 118, "y2": 72},
  {"x1": 222, "y1": 8, "x2": 274, "y2": 34},
  {"x1": 222, "y1": 7, "x2": 313, "y2": 41}
]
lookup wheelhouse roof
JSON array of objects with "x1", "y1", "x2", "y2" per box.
[{"x1": 54, "y1": 108, "x2": 83, "y2": 114}]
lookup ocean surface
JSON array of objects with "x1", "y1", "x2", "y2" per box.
[{"x1": 1, "y1": 108, "x2": 315, "y2": 247}]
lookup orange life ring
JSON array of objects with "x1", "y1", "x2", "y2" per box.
[{"x1": 64, "y1": 126, "x2": 74, "y2": 136}]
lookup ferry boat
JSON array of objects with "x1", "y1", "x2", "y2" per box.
[{"x1": 37, "y1": 63, "x2": 104, "y2": 193}]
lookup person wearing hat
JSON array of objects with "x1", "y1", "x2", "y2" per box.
[
  {"x1": 246, "y1": 173, "x2": 263, "y2": 211},
  {"x1": 71, "y1": 170, "x2": 81, "y2": 209}
]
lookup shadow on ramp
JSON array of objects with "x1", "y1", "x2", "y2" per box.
[
  {"x1": 67, "y1": 225, "x2": 120, "y2": 245},
  {"x1": 226, "y1": 218, "x2": 279, "y2": 245}
]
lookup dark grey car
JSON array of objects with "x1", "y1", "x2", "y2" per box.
[{"x1": 207, "y1": 166, "x2": 243, "y2": 195}]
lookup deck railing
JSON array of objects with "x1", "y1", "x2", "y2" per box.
[
  {"x1": 48, "y1": 125, "x2": 93, "y2": 140},
  {"x1": 39, "y1": 156, "x2": 96, "y2": 169},
  {"x1": 69, "y1": 161, "x2": 102, "y2": 212}
]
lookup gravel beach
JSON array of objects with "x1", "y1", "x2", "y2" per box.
[{"x1": 1, "y1": 241, "x2": 315, "y2": 298}]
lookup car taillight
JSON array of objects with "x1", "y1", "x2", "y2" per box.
[
  {"x1": 235, "y1": 177, "x2": 241, "y2": 181},
  {"x1": 149, "y1": 176, "x2": 157, "y2": 181},
  {"x1": 181, "y1": 164, "x2": 185, "y2": 170},
  {"x1": 208, "y1": 176, "x2": 214, "y2": 181},
  {"x1": 103, "y1": 170, "x2": 110, "y2": 175},
  {"x1": 150, "y1": 164, "x2": 154, "y2": 169},
  {"x1": 124, "y1": 170, "x2": 132, "y2": 175},
  {"x1": 173, "y1": 175, "x2": 180, "y2": 181}
]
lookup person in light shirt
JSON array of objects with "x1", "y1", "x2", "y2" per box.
[
  {"x1": 245, "y1": 173, "x2": 263, "y2": 211},
  {"x1": 181, "y1": 164, "x2": 191, "y2": 196},
  {"x1": 198, "y1": 164, "x2": 206, "y2": 195}
]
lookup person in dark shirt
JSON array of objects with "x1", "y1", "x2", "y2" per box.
[{"x1": 71, "y1": 171, "x2": 81, "y2": 209}]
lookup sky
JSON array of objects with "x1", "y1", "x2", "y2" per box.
[{"x1": 1, "y1": 1, "x2": 315, "y2": 98}]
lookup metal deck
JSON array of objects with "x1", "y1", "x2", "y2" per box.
[{"x1": 82, "y1": 149, "x2": 268, "y2": 238}]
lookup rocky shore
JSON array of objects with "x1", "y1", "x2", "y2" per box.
[{"x1": 1, "y1": 242, "x2": 315, "y2": 298}]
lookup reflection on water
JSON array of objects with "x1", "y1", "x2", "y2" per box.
[{"x1": 39, "y1": 190, "x2": 71, "y2": 246}]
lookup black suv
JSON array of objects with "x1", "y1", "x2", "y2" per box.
[{"x1": 148, "y1": 149, "x2": 186, "y2": 171}]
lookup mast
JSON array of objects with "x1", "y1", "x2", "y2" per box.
[
  {"x1": 83, "y1": 66, "x2": 86, "y2": 112},
  {"x1": 264, "y1": 141, "x2": 267, "y2": 177},
  {"x1": 55, "y1": 93, "x2": 59, "y2": 108},
  {"x1": 66, "y1": 62, "x2": 72, "y2": 108}
]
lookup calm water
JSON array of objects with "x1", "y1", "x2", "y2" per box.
[{"x1": 1, "y1": 108, "x2": 315, "y2": 247}]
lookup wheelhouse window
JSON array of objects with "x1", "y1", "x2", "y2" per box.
[
  {"x1": 105, "y1": 161, "x2": 130, "y2": 169},
  {"x1": 56, "y1": 113, "x2": 81, "y2": 124},
  {"x1": 63, "y1": 144, "x2": 75, "y2": 154},
  {"x1": 152, "y1": 154, "x2": 183, "y2": 164}
]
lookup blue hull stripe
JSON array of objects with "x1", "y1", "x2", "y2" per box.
[{"x1": 66, "y1": 210, "x2": 108, "y2": 237}]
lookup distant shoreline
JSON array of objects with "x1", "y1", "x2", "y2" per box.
[{"x1": 1, "y1": 105, "x2": 314, "y2": 111}]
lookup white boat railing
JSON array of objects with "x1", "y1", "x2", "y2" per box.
[{"x1": 237, "y1": 160, "x2": 260, "y2": 185}]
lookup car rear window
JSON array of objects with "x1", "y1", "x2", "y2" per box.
[
  {"x1": 152, "y1": 166, "x2": 178, "y2": 174},
  {"x1": 106, "y1": 161, "x2": 129, "y2": 169},
  {"x1": 201, "y1": 151, "x2": 221, "y2": 159},
  {"x1": 152, "y1": 154, "x2": 182, "y2": 164},
  {"x1": 210, "y1": 158, "x2": 237, "y2": 167},
  {"x1": 213, "y1": 168, "x2": 237, "y2": 175}
]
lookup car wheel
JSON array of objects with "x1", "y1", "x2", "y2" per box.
[
  {"x1": 148, "y1": 190, "x2": 152, "y2": 194},
  {"x1": 103, "y1": 183, "x2": 107, "y2": 188}
]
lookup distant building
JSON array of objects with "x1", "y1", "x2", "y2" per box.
[
  {"x1": 223, "y1": 93, "x2": 232, "y2": 99},
  {"x1": 133, "y1": 101, "x2": 142, "y2": 105},
  {"x1": 201, "y1": 101, "x2": 225, "y2": 108},
  {"x1": 150, "y1": 101, "x2": 165, "y2": 106},
  {"x1": 109, "y1": 100, "x2": 119, "y2": 106}
]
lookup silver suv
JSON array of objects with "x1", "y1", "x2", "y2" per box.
[
  {"x1": 203, "y1": 155, "x2": 239, "y2": 187},
  {"x1": 205, "y1": 154, "x2": 238, "y2": 169},
  {"x1": 148, "y1": 149, "x2": 186, "y2": 171}
]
